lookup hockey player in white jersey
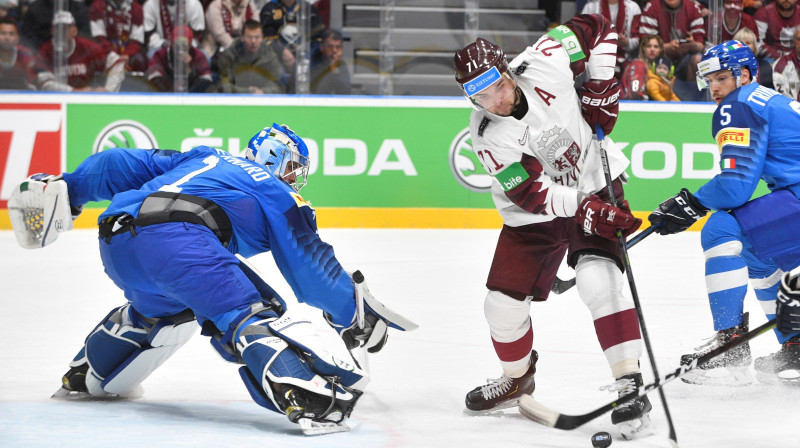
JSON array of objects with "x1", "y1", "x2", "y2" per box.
[{"x1": 454, "y1": 14, "x2": 651, "y2": 438}]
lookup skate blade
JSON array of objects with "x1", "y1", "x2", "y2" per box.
[
  {"x1": 297, "y1": 417, "x2": 350, "y2": 435},
  {"x1": 618, "y1": 413, "x2": 652, "y2": 440},
  {"x1": 463, "y1": 398, "x2": 522, "y2": 416},
  {"x1": 778, "y1": 369, "x2": 800, "y2": 385},
  {"x1": 680, "y1": 366, "x2": 752, "y2": 387},
  {"x1": 51, "y1": 385, "x2": 144, "y2": 401}
]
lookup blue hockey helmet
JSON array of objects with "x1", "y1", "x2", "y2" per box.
[
  {"x1": 246, "y1": 123, "x2": 310, "y2": 191},
  {"x1": 696, "y1": 40, "x2": 758, "y2": 90}
]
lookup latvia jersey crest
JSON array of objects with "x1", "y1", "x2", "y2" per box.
[{"x1": 535, "y1": 125, "x2": 582, "y2": 174}]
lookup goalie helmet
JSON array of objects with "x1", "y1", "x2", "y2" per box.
[
  {"x1": 454, "y1": 38, "x2": 511, "y2": 109},
  {"x1": 245, "y1": 123, "x2": 310, "y2": 192},
  {"x1": 696, "y1": 40, "x2": 758, "y2": 90}
]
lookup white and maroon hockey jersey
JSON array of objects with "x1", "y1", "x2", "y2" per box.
[{"x1": 468, "y1": 15, "x2": 629, "y2": 227}]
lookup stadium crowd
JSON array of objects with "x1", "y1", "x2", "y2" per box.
[
  {"x1": 2, "y1": 0, "x2": 800, "y2": 101},
  {"x1": 0, "y1": 0, "x2": 351, "y2": 93},
  {"x1": 578, "y1": 0, "x2": 800, "y2": 102}
]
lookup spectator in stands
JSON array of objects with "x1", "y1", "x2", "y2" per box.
[
  {"x1": 581, "y1": 0, "x2": 642, "y2": 77},
  {"x1": 734, "y1": 27, "x2": 774, "y2": 88},
  {"x1": 217, "y1": 19, "x2": 283, "y2": 93},
  {"x1": 646, "y1": 55, "x2": 680, "y2": 101},
  {"x1": 35, "y1": 11, "x2": 124, "y2": 91},
  {"x1": 307, "y1": 26, "x2": 349, "y2": 94},
  {"x1": 21, "y1": 0, "x2": 90, "y2": 51},
  {"x1": 315, "y1": 0, "x2": 329, "y2": 28},
  {"x1": 744, "y1": 0, "x2": 764, "y2": 16},
  {"x1": 638, "y1": 0, "x2": 705, "y2": 63},
  {"x1": 146, "y1": 25, "x2": 213, "y2": 92},
  {"x1": 201, "y1": 0, "x2": 258, "y2": 58},
  {"x1": 0, "y1": 0, "x2": 21, "y2": 22},
  {"x1": 0, "y1": 17, "x2": 35, "y2": 89},
  {"x1": 707, "y1": 0, "x2": 758, "y2": 42},
  {"x1": 772, "y1": 25, "x2": 800, "y2": 100},
  {"x1": 89, "y1": 0, "x2": 147, "y2": 73},
  {"x1": 621, "y1": 33, "x2": 663, "y2": 99},
  {"x1": 755, "y1": 0, "x2": 800, "y2": 60},
  {"x1": 260, "y1": 0, "x2": 324, "y2": 71},
  {"x1": 142, "y1": 0, "x2": 205, "y2": 57},
  {"x1": 639, "y1": 0, "x2": 706, "y2": 101}
]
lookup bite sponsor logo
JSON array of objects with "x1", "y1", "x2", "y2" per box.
[
  {"x1": 92, "y1": 120, "x2": 159, "y2": 154},
  {"x1": 502, "y1": 175, "x2": 524, "y2": 190},
  {"x1": 448, "y1": 127, "x2": 492, "y2": 192}
]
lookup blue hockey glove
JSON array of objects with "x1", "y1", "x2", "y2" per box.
[
  {"x1": 648, "y1": 188, "x2": 709, "y2": 235},
  {"x1": 777, "y1": 270, "x2": 800, "y2": 334}
]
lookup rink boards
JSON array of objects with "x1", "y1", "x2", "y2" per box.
[{"x1": 0, "y1": 93, "x2": 737, "y2": 229}]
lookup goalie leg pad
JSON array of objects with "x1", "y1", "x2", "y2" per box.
[
  {"x1": 65, "y1": 305, "x2": 196, "y2": 397},
  {"x1": 8, "y1": 176, "x2": 74, "y2": 249},
  {"x1": 235, "y1": 314, "x2": 362, "y2": 430}
]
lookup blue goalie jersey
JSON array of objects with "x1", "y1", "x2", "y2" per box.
[
  {"x1": 61, "y1": 146, "x2": 355, "y2": 325},
  {"x1": 694, "y1": 83, "x2": 800, "y2": 210}
]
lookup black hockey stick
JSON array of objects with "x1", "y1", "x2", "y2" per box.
[
  {"x1": 519, "y1": 319, "x2": 777, "y2": 431},
  {"x1": 594, "y1": 126, "x2": 678, "y2": 446},
  {"x1": 551, "y1": 225, "x2": 658, "y2": 295}
]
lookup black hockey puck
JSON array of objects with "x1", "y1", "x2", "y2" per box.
[{"x1": 591, "y1": 431, "x2": 612, "y2": 448}]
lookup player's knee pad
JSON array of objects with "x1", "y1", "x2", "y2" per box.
[
  {"x1": 66, "y1": 304, "x2": 197, "y2": 396},
  {"x1": 483, "y1": 290, "x2": 531, "y2": 341},
  {"x1": 575, "y1": 253, "x2": 630, "y2": 316},
  {"x1": 232, "y1": 309, "x2": 364, "y2": 425}
]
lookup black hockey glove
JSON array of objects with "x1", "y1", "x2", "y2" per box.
[
  {"x1": 648, "y1": 188, "x2": 709, "y2": 235},
  {"x1": 777, "y1": 270, "x2": 800, "y2": 334}
]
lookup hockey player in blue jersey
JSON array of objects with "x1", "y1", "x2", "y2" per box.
[
  {"x1": 648, "y1": 41, "x2": 800, "y2": 386},
  {"x1": 6, "y1": 123, "x2": 418, "y2": 434}
]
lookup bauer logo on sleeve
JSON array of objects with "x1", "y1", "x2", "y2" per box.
[{"x1": 715, "y1": 127, "x2": 750, "y2": 149}]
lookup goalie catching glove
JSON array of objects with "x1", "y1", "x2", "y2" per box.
[
  {"x1": 576, "y1": 195, "x2": 641, "y2": 240},
  {"x1": 648, "y1": 188, "x2": 709, "y2": 235},
  {"x1": 8, "y1": 174, "x2": 83, "y2": 249},
  {"x1": 777, "y1": 269, "x2": 800, "y2": 334},
  {"x1": 580, "y1": 78, "x2": 620, "y2": 136}
]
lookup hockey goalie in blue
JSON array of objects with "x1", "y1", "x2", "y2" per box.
[
  {"x1": 7, "y1": 123, "x2": 417, "y2": 435},
  {"x1": 648, "y1": 41, "x2": 800, "y2": 386}
]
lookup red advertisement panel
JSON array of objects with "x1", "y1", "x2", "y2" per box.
[{"x1": 0, "y1": 103, "x2": 63, "y2": 208}]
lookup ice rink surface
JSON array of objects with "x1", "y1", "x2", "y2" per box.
[{"x1": 2, "y1": 228, "x2": 799, "y2": 448}]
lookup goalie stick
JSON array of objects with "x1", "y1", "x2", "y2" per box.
[
  {"x1": 551, "y1": 225, "x2": 658, "y2": 295},
  {"x1": 519, "y1": 319, "x2": 777, "y2": 432}
]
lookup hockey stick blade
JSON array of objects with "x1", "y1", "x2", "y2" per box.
[
  {"x1": 352, "y1": 270, "x2": 418, "y2": 332},
  {"x1": 519, "y1": 319, "x2": 777, "y2": 430},
  {"x1": 551, "y1": 225, "x2": 659, "y2": 295}
]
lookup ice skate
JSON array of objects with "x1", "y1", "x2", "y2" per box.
[
  {"x1": 52, "y1": 363, "x2": 144, "y2": 400},
  {"x1": 755, "y1": 335, "x2": 800, "y2": 385},
  {"x1": 464, "y1": 351, "x2": 537, "y2": 415},
  {"x1": 273, "y1": 381, "x2": 362, "y2": 435},
  {"x1": 606, "y1": 372, "x2": 652, "y2": 440},
  {"x1": 679, "y1": 313, "x2": 752, "y2": 386}
]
